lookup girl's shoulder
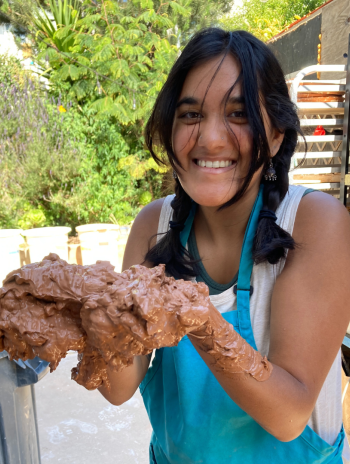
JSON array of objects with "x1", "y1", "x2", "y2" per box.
[
  {"x1": 293, "y1": 187, "x2": 350, "y2": 243},
  {"x1": 276, "y1": 185, "x2": 349, "y2": 246},
  {"x1": 122, "y1": 198, "x2": 165, "y2": 270}
]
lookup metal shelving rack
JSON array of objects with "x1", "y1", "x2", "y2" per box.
[
  {"x1": 289, "y1": 35, "x2": 350, "y2": 349},
  {"x1": 340, "y1": 34, "x2": 350, "y2": 207},
  {"x1": 290, "y1": 64, "x2": 347, "y2": 198}
]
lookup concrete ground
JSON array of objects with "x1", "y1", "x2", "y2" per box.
[
  {"x1": 35, "y1": 352, "x2": 152, "y2": 464},
  {"x1": 29, "y1": 355, "x2": 350, "y2": 464}
]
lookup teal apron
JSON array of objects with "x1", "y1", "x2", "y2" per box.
[{"x1": 140, "y1": 186, "x2": 345, "y2": 463}]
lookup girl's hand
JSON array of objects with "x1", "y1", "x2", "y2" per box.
[
  {"x1": 189, "y1": 303, "x2": 272, "y2": 381},
  {"x1": 79, "y1": 264, "x2": 213, "y2": 368}
]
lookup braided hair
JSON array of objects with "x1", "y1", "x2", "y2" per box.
[{"x1": 144, "y1": 28, "x2": 304, "y2": 279}]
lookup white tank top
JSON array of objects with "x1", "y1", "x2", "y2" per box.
[{"x1": 157, "y1": 185, "x2": 349, "y2": 460}]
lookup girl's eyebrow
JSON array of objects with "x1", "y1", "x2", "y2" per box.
[
  {"x1": 226, "y1": 95, "x2": 245, "y2": 105},
  {"x1": 176, "y1": 97, "x2": 199, "y2": 108},
  {"x1": 176, "y1": 95, "x2": 245, "y2": 109}
]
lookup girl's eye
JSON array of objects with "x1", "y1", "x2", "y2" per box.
[
  {"x1": 181, "y1": 112, "x2": 202, "y2": 120},
  {"x1": 229, "y1": 110, "x2": 248, "y2": 120}
]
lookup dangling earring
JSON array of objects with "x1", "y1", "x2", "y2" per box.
[
  {"x1": 172, "y1": 170, "x2": 178, "y2": 180},
  {"x1": 264, "y1": 160, "x2": 277, "y2": 181}
]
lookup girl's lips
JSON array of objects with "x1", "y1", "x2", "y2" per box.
[{"x1": 192, "y1": 159, "x2": 237, "y2": 173}]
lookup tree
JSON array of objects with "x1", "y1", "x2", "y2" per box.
[
  {"x1": 220, "y1": 0, "x2": 327, "y2": 41},
  {"x1": 32, "y1": 0, "x2": 189, "y2": 209},
  {"x1": 177, "y1": 0, "x2": 233, "y2": 43},
  {"x1": 113, "y1": 0, "x2": 235, "y2": 46},
  {"x1": 0, "y1": 56, "x2": 164, "y2": 228},
  {"x1": 0, "y1": 63, "x2": 84, "y2": 229},
  {"x1": 0, "y1": 0, "x2": 238, "y2": 226},
  {"x1": 0, "y1": 0, "x2": 46, "y2": 32},
  {"x1": 33, "y1": 0, "x2": 82, "y2": 53}
]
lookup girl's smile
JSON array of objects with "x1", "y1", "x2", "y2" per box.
[{"x1": 194, "y1": 158, "x2": 236, "y2": 172}]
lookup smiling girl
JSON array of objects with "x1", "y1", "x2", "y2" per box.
[{"x1": 98, "y1": 29, "x2": 350, "y2": 463}]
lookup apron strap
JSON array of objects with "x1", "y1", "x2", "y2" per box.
[
  {"x1": 179, "y1": 186, "x2": 264, "y2": 350},
  {"x1": 236, "y1": 185, "x2": 264, "y2": 292},
  {"x1": 236, "y1": 185, "x2": 264, "y2": 350},
  {"x1": 180, "y1": 202, "x2": 197, "y2": 249}
]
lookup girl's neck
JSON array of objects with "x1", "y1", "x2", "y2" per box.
[{"x1": 194, "y1": 183, "x2": 260, "y2": 245}]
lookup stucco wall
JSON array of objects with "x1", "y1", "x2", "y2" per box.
[{"x1": 321, "y1": 0, "x2": 350, "y2": 79}]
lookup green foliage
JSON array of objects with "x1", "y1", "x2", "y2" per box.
[
  {"x1": 0, "y1": 58, "x2": 164, "y2": 229},
  {"x1": 66, "y1": 109, "x2": 153, "y2": 226},
  {"x1": 18, "y1": 206, "x2": 47, "y2": 229},
  {"x1": 139, "y1": 191, "x2": 153, "y2": 206},
  {"x1": 0, "y1": 0, "x2": 44, "y2": 32},
  {"x1": 175, "y1": 0, "x2": 233, "y2": 43},
  {"x1": 33, "y1": 0, "x2": 82, "y2": 53},
  {"x1": 35, "y1": 0, "x2": 235, "y2": 118},
  {"x1": 37, "y1": 0, "x2": 186, "y2": 123},
  {"x1": 0, "y1": 54, "x2": 30, "y2": 87},
  {"x1": 1, "y1": 0, "x2": 237, "y2": 230},
  {"x1": 220, "y1": 0, "x2": 327, "y2": 41},
  {"x1": 0, "y1": 75, "x2": 85, "y2": 229},
  {"x1": 106, "y1": 0, "x2": 234, "y2": 46},
  {"x1": 29, "y1": 0, "x2": 177, "y2": 225}
]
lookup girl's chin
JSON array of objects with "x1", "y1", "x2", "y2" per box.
[
  {"x1": 185, "y1": 190, "x2": 237, "y2": 207},
  {"x1": 195, "y1": 200, "x2": 231, "y2": 207}
]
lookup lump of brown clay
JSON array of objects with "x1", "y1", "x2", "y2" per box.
[
  {"x1": 0, "y1": 253, "x2": 272, "y2": 391},
  {"x1": 0, "y1": 254, "x2": 211, "y2": 390}
]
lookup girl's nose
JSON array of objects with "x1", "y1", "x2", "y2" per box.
[
  {"x1": 198, "y1": 130, "x2": 227, "y2": 151},
  {"x1": 197, "y1": 123, "x2": 226, "y2": 151}
]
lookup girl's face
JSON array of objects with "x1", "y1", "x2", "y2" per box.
[{"x1": 172, "y1": 54, "x2": 281, "y2": 207}]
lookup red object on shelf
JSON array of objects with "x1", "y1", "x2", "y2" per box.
[{"x1": 313, "y1": 125, "x2": 326, "y2": 136}]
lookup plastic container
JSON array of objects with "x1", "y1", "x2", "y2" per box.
[
  {"x1": 22, "y1": 227, "x2": 71, "y2": 264},
  {"x1": 0, "y1": 351, "x2": 50, "y2": 464},
  {"x1": 76, "y1": 223, "x2": 121, "y2": 269},
  {"x1": 0, "y1": 229, "x2": 24, "y2": 285}
]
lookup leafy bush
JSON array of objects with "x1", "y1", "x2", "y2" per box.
[
  {"x1": 0, "y1": 54, "x2": 31, "y2": 87},
  {"x1": 220, "y1": 0, "x2": 327, "y2": 41},
  {"x1": 18, "y1": 206, "x2": 47, "y2": 230},
  {"x1": 65, "y1": 108, "x2": 165, "y2": 226},
  {"x1": 2, "y1": 1, "x2": 197, "y2": 230},
  {"x1": 0, "y1": 70, "x2": 85, "y2": 229},
  {"x1": 0, "y1": 59, "x2": 165, "y2": 230},
  {"x1": 39, "y1": 0, "x2": 185, "y2": 121}
]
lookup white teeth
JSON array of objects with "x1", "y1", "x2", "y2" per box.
[{"x1": 197, "y1": 160, "x2": 233, "y2": 168}]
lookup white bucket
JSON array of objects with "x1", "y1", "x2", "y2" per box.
[
  {"x1": 23, "y1": 227, "x2": 71, "y2": 263},
  {"x1": 0, "y1": 229, "x2": 24, "y2": 284},
  {"x1": 76, "y1": 223, "x2": 122, "y2": 270}
]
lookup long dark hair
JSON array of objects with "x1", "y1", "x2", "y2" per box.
[{"x1": 144, "y1": 28, "x2": 304, "y2": 279}]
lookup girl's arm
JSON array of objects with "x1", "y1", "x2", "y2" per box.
[
  {"x1": 189, "y1": 192, "x2": 350, "y2": 441},
  {"x1": 98, "y1": 198, "x2": 164, "y2": 406}
]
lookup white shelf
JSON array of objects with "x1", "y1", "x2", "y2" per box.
[
  {"x1": 292, "y1": 167, "x2": 341, "y2": 174},
  {"x1": 300, "y1": 119, "x2": 343, "y2": 127},
  {"x1": 298, "y1": 85, "x2": 345, "y2": 92},
  {"x1": 292, "y1": 182, "x2": 340, "y2": 189},
  {"x1": 298, "y1": 135, "x2": 343, "y2": 142},
  {"x1": 294, "y1": 151, "x2": 342, "y2": 159},
  {"x1": 297, "y1": 102, "x2": 345, "y2": 115}
]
